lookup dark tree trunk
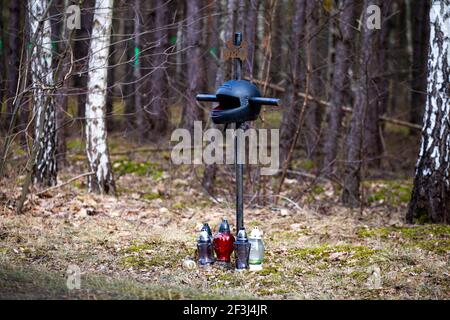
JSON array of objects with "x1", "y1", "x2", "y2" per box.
[
  {"x1": 149, "y1": 0, "x2": 170, "y2": 137},
  {"x1": 303, "y1": 0, "x2": 322, "y2": 160},
  {"x1": 53, "y1": 0, "x2": 73, "y2": 168},
  {"x1": 259, "y1": 0, "x2": 276, "y2": 86},
  {"x1": 279, "y1": 0, "x2": 306, "y2": 165},
  {"x1": 0, "y1": 0, "x2": 5, "y2": 116},
  {"x1": 4, "y1": 0, "x2": 20, "y2": 132},
  {"x1": 74, "y1": 0, "x2": 94, "y2": 120},
  {"x1": 202, "y1": 1, "x2": 227, "y2": 194},
  {"x1": 106, "y1": 35, "x2": 115, "y2": 132},
  {"x1": 243, "y1": 0, "x2": 258, "y2": 79},
  {"x1": 322, "y1": 0, "x2": 357, "y2": 175},
  {"x1": 222, "y1": 0, "x2": 237, "y2": 81},
  {"x1": 181, "y1": 0, "x2": 205, "y2": 132},
  {"x1": 410, "y1": 0, "x2": 430, "y2": 127},
  {"x1": 17, "y1": 2, "x2": 30, "y2": 148},
  {"x1": 133, "y1": 0, "x2": 147, "y2": 142},
  {"x1": 387, "y1": 0, "x2": 407, "y2": 115},
  {"x1": 407, "y1": 0, "x2": 450, "y2": 224},
  {"x1": 363, "y1": 1, "x2": 392, "y2": 167},
  {"x1": 123, "y1": 1, "x2": 135, "y2": 130},
  {"x1": 173, "y1": 3, "x2": 185, "y2": 90},
  {"x1": 205, "y1": 0, "x2": 220, "y2": 89},
  {"x1": 236, "y1": 0, "x2": 245, "y2": 33},
  {"x1": 135, "y1": 0, "x2": 155, "y2": 139},
  {"x1": 341, "y1": 0, "x2": 389, "y2": 206},
  {"x1": 269, "y1": 0, "x2": 284, "y2": 84}
]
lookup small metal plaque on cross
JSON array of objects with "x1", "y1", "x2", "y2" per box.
[{"x1": 223, "y1": 39, "x2": 248, "y2": 61}]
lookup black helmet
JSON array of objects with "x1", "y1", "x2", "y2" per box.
[{"x1": 211, "y1": 80, "x2": 262, "y2": 124}]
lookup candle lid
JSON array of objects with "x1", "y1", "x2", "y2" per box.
[
  {"x1": 249, "y1": 227, "x2": 262, "y2": 240},
  {"x1": 218, "y1": 218, "x2": 231, "y2": 233}
]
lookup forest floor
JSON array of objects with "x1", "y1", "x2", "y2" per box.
[{"x1": 0, "y1": 136, "x2": 449, "y2": 300}]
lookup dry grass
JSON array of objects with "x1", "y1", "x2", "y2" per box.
[{"x1": 0, "y1": 138, "x2": 448, "y2": 300}]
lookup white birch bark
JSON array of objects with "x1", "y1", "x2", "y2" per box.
[
  {"x1": 408, "y1": 0, "x2": 450, "y2": 223},
  {"x1": 85, "y1": 0, "x2": 116, "y2": 194},
  {"x1": 417, "y1": 0, "x2": 450, "y2": 176},
  {"x1": 28, "y1": 0, "x2": 57, "y2": 186}
]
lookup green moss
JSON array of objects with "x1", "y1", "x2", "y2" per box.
[
  {"x1": 70, "y1": 155, "x2": 86, "y2": 161},
  {"x1": 359, "y1": 225, "x2": 450, "y2": 238},
  {"x1": 259, "y1": 273, "x2": 283, "y2": 286},
  {"x1": 14, "y1": 148, "x2": 27, "y2": 156},
  {"x1": 270, "y1": 230, "x2": 309, "y2": 241},
  {"x1": 108, "y1": 139, "x2": 121, "y2": 152},
  {"x1": 415, "y1": 240, "x2": 450, "y2": 254},
  {"x1": 366, "y1": 180, "x2": 412, "y2": 205},
  {"x1": 312, "y1": 185, "x2": 325, "y2": 195},
  {"x1": 357, "y1": 227, "x2": 390, "y2": 239},
  {"x1": 385, "y1": 123, "x2": 410, "y2": 135},
  {"x1": 142, "y1": 193, "x2": 163, "y2": 201},
  {"x1": 299, "y1": 159, "x2": 314, "y2": 171},
  {"x1": 367, "y1": 191, "x2": 385, "y2": 204},
  {"x1": 171, "y1": 203, "x2": 185, "y2": 210},
  {"x1": 393, "y1": 225, "x2": 449, "y2": 239},
  {"x1": 273, "y1": 288, "x2": 289, "y2": 295},
  {"x1": 123, "y1": 240, "x2": 163, "y2": 253},
  {"x1": 213, "y1": 272, "x2": 243, "y2": 288},
  {"x1": 258, "y1": 265, "x2": 279, "y2": 276},
  {"x1": 112, "y1": 159, "x2": 163, "y2": 179},
  {"x1": 256, "y1": 286, "x2": 289, "y2": 296},
  {"x1": 67, "y1": 139, "x2": 84, "y2": 151},
  {"x1": 288, "y1": 244, "x2": 380, "y2": 266},
  {"x1": 246, "y1": 221, "x2": 260, "y2": 228},
  {"x1": 289, "y1": 246, "x2": 330, "y2": 261},
  {"x1": 357, "y1": 225, "x2": 450, "y2": 255},
  {"x1": 120, "y1": 240, "x2": 193, "y2": 269},
  {"x1": 348, "y1": 270, "x2": 368, "y2": 282}
]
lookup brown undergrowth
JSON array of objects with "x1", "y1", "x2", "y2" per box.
[{"x1": 0, "y1": 138, "x2": 448, "y2": 300}]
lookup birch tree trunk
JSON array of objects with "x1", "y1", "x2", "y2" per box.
[
  {"x1": 29, "y1": 0, "x2": 58, "y2": 187},
  {"x1": 85, "y1": 0, "x2": 116, "y2": 195},
  {"x1": 407, "y1": 0, "x2": 450, "y2": 224}
]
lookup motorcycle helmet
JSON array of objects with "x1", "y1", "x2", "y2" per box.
[{"x1": 210, "y1": 80, "x2": 262, "y2": 124}]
